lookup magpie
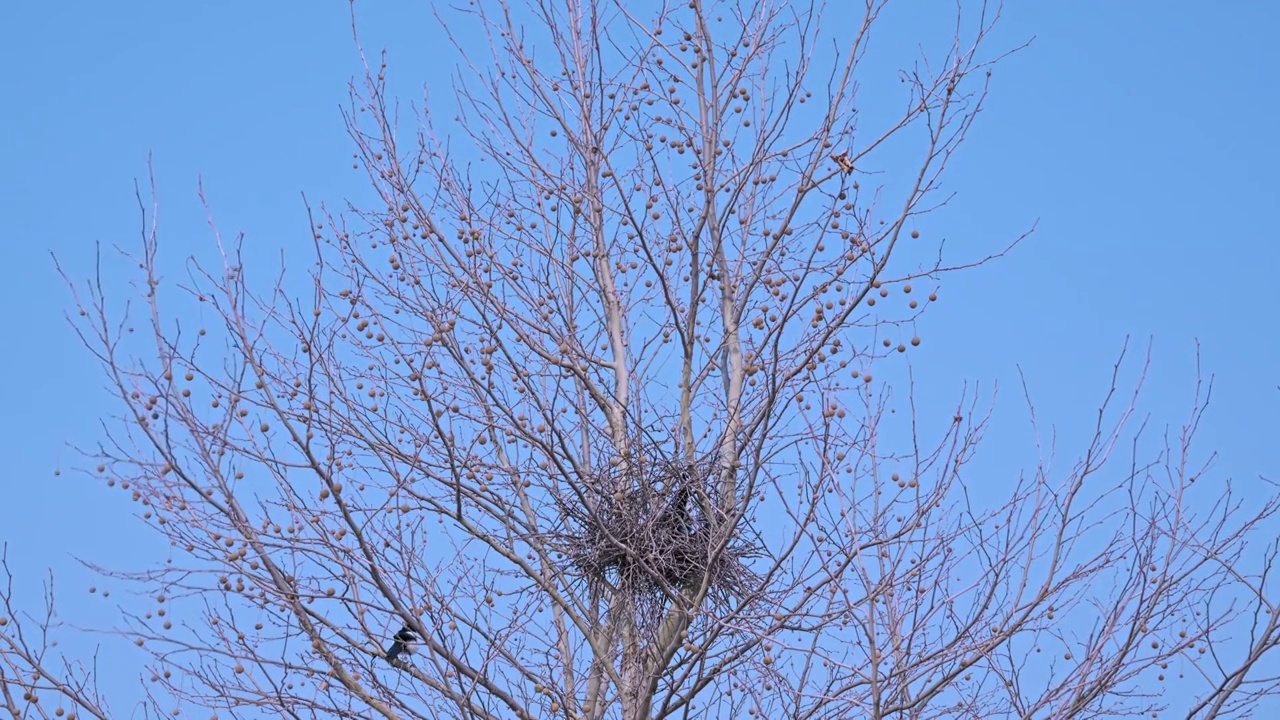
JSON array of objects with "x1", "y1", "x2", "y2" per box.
[
  {"x1": 669, "y1": 481, "x2": 692, "y2": 535},
  {"x1": 385, "y1": 624, "x2": 423, "y2": 662}
]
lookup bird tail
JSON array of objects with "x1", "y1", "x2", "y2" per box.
[{"x1": 385, "y1": 643, "x2": 401, "y2": 662}]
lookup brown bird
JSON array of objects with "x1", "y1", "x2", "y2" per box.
[{"x1": 830, "y1": 151, "x2": 855, "y2": 175}]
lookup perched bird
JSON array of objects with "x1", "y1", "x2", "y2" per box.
[
  {"x1": 385, "y1": 625, "x2": 423, "y2": 663},
  {"x1": 666, "y1": 479, "x2": 693, "y2": 536},
  {"x1": 830, "y1": 151, "x2": 855, "y2": 175}
]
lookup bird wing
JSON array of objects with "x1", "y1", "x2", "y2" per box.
[{"x1": 394, "y1": 627, "x2": 421, "y2": 643}]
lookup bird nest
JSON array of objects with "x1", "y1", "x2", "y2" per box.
[{"x1": 558, "y1": 447, "x2": 759, "y2": 625}]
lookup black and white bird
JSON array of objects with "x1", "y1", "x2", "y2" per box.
[
  {"x1": 385, "y1": 625, "x2": 423, "y2": 663},
  {"x1": 665, "y1": 479, "x2": 693, "y2": 536}
]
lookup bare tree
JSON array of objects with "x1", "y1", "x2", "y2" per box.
[
  {"x1": 6, "y1": 1, "x2": 1279, "y2": 718},
  {"x1": 0, "y1": 551, "x2": 112, "y2": 719}
]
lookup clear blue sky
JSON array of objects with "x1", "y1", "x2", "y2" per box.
[{"x1": 2, "y1": 0, "x2": 1277, "y2": 712}]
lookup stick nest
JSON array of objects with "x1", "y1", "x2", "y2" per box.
[{"x1": 558, "y1": 447, "x2": 759, "y2": 621}]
